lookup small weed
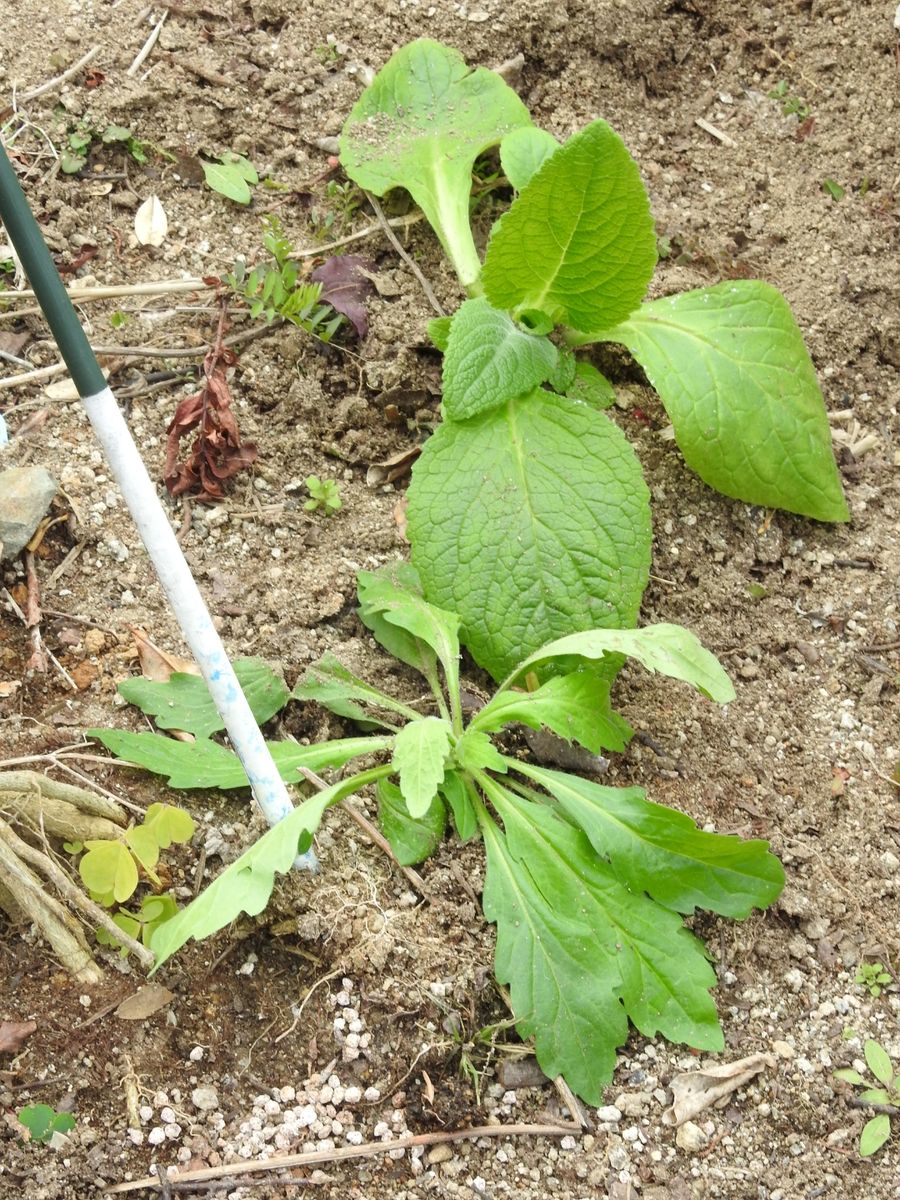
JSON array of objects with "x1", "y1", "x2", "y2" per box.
[
  {"x1": 768, "y1": 80, "x2": 811, "y2": 121},
  {"x1": 225, "y1": 215, "x2": 343, "y2": 339},
  {"x1": 311, "y1": 179, "x2": 363, "y2": 235},
  {"x1": 822, "y1": 178, "x2": 845, "y2": 202},
  {"x1": 109, "y1": 310, "x2": 130, "y2": 330},
  {"x1": 202, "y1": 151, "x2": 259, "y2": 205},
  {"x1": 17, "y1": 1104, "x2": 76, "y2": 1145},
  {"x1": 304, "y1": 475, "x2": 342, "y2": 515},
  {"x1": 835, "y1": 1039, "x2": 900, "y2": 1156},
  {"x1": 57, "y1": 119, "x2": 153, "y2": 174},
  {"x1": 855, "y1": 962, "x2": 892, "y2": 999}
]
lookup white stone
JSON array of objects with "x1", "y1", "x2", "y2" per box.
[
  {"x1": 192, "y1": 1086, "x2": 219, "y2": 1111},
  {"x1": 596, "y1": 1105, "x2": 622, "y2": 1123},
  {"x1": 675, "y1": 1121, "x2": 708, "y2": 1152}
]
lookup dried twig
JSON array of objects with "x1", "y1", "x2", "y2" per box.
[
  {"x1": 127, "y1": 11, "x2": 168, "y2": 78},
  {"x1": 106, "y1": 1121, "x2": 580, "y2": 1193},
  {"x1": 364, "y1": 192, "x2": 445, "y2": 316},
  {"x1": 17, "y1": 46, "x2": 102, "y2": 102}
]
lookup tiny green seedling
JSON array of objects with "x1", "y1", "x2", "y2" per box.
[
  {"x1": 225, "y1": 215, "x2": 343, "y2": 339},
  {"x1": 91, "y1": 568, "x2": 783, "y2": 1105},
  {"x1": 855, "y1": 962, "x2": 893, "y2": 999},
  {"x1": 202, "y1": 151, "x2": 259, "y2": 205},
  {"x1": 96, "y1": 893, "x2": 178, "y2": 957},
  {"x1": 835, "y1": 1039, "x2": 900, "y2": 1157},
  {"x1": 17, "y1": 1104, "x2": 76, "y2": 1145},
  {"x1": 768, "y1": 80, "x2": 811, "y2": 121},
  {"x1": 58, "y1": 121, "x2": 152, "y2": 174},
  {"x1": 304, "y1": 475, "x2": 342, "y2": 515},
  {"x1": 822, "y1": 178, "x2": 845, "y2": 202},
  {"x1": 339, "y1": 40, "x2": 848, "y2": 684}
]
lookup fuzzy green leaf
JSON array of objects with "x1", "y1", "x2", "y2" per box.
[
  {"x1": 291, "y1": 653, "x2": 419, "y2": 728},
  {"x1": 516, "y1": 763, "x2": 784, "y2": 917},
  {"x1": 87, "y1": 729, "x2": 392, "y2": 789},
  {"x1": 483, "y1": 120, "x2": 656, "y2": 333},
  {"x1": 452, "y1": 729, "x2": 508, "y2": 775},
  {"x1": 117, "y1": 658, "x2": 288, "y2": 738},
  {"x1": 472, "y1": 671, "x2": 632, "y2": 754},
  {"x1": 601, "y1": 282, "x2": 849, "y2": 522},
  {"x1": 865, "y1": 1040, "x2": 895, "y2": 1085},
  {"x1": 439, "y1": 770, "x2": 478, "y2": 843},
  {"x1": 481, "y1": 785, "x2": 722, "y2": 1103},
  {"x1": 834, "y1": 1068, "x2": 865, "y2": 1085},
  {"x1": 503, "y1": 623, "x2": 735, "y2": 702},
  {"x1": 150, "y1": 787, "x2": 336, "y2": 967},
  {"x1": 442, "y1": 297, "x2": 560, "y2": 421},
  {"x1": 568, "y1": 361, "x2": 616, "y2": 409},
  {"x1": 340, "y1": 39, "x2": 531, "y2": 289},
  {"x1": 357, "y1": 564, "x2": 461, "y2": 699},
  {"x1": 407, "y1": 390, "x2": 651, "y2": 683},
  {"x1": 859, "y1": 1114, "x2": 891, "y2": 1157},
  {"x1": 428, "y1": 316, "x2": 453, "y2": 351},
  {"x1": 391, "y1": 717, "x2": 453, "y2": 818},
  {"x1": 378, "y1": 777, "x2": 446, "y2": 865},
  {"x1": 858, "y1": 1088, "x2": 893, "y2": 1105},
  {"x1": 500, "y1": 126, "x2": 559, "y2": 191},
  {"x1": 79, "y1": 839, "x2": 138, "y2": 904}
]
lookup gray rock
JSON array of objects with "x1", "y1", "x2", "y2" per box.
[
  {"x1": 675, "y1": 1120, "x2": 708, "y2": 1152},
  {"x1": 496, "y1": 1057, "x2": 549, "y2": 1089},
  {"x1": 0, "y1": 466, "x2": 58, "y2": 559},
  {"x1": 191, "y1": 1086, "x2": 219, "y2": 1110}
]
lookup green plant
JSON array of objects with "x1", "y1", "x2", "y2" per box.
[
  {"x1": 822, "y1": 177, "x2": 845, "y2": 202},
  {"x1": 225, "y1": 215, "x2": 343, "y2": 339},
  {"x1": 96, "y1": 892, "x2": 178, "y2": 956},
  {"x1": 855, "y1": 962, "x2": 893, "y2": 999},
  {"x1": 768, "y1": 80, "x2": 811, "y2": 121},
  {"x1": 17, "y1": 1104, "x2": 76, "y2": 1145},
  {"x1": 90, "y1": 567, "x2": 783, "y2": 1104},
  {"x1": 202, "y1": 151, "x2": 259, "y2": 204},
  {"x1": 58, "y1": 121, "x2": 152, "y2": 174},
  {"x1": 304, "y1": 475, "x2": 342, "y2": 515},
  {"x1": 835, "y1": 1039, "x2": 900, "y2": 1156},
  {"x1": 339, "y1": 40, "x2": 847, "y2": 683}
]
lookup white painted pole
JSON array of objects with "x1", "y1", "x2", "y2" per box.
[{"x1": 82, "y1": 385, "x2": 316, "y2": 869}]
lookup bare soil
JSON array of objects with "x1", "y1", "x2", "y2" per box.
[{"x1": 1, "y1": 2, "x2": 899, "y2": 1198}]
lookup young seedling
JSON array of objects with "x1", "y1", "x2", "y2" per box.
[
  {"x1": 835, "y1": 1039, "x2": 900, "y2": 1157},
  {"x1": 855, "y1": 962, "x2": 893, "y2": 999},
  {"x1": 304, "y1": 475, "x2": 342, "y2": 515},
  {"x1": 225, "y1": 215, "x2": 343, "y2": 339},
  {"x1": 340, "y1": 40, "x2": 848, "y2": 683},
  {"x1": 91, "y1": 568, "x2": 783, "y2": 1104},
  {"x1": 202, "y1": 151, "x2": 259, "y2": 205},
  {"x1": 17, "y1": 1104, "x2": 76, "y2": 1146}
]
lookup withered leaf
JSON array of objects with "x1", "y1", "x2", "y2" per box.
[
  {"x1": 115, "y1": 984, "x2": 176, "y2": 1021},
  {"x1": 310, "y1": 255, "x2": 375, "y2": 338},
  {"x1": 164, "y1": 345, "x2": 257, "y2": 502},
  {"x1": 0, "y1": 1020, "x2": 37, "y2": 1054}
]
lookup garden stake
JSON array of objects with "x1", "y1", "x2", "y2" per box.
[{"x1": 0, "y1": 139, "x2": 315, "y2": 868}]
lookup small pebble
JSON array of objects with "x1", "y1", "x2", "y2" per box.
[
  {"x1": 596, "y1": 1105, "x2": 623, "y2": 1123},
  {"x1": 192, "y1": 1086, "x2": 219, "y2": 1111},
  {"x1": 675, "y1": 1121, "x2": 708, "y2": 1152}
]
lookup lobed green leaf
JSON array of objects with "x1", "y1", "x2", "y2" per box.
[
  {"x1": 87, "y1": 729, "x2": 393, "y2": 789},
  {"x1": 377, "y1": 777, "x2": 446, "y2": 865},
  {"x1": 117, "y1": 658, "x2": 288, "y2": 739},
  {"x1": 391, "y1": 716, "x2": 453, "y2": 818},
  {"x1": 515, "y1": 762, "x2": 784, "y2": 918}
]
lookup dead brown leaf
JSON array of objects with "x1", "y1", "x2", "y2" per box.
[
  {"x1": 0, "y1": 1019, "x2": 37, "y2": 1054},
  {"x1": 114, "y1": 984, "x2": 176, "y2": 1021},
  {"x1": 130, "y1": 627, "x2": 199, "y2": 681},
  {"x1": 662, "y1": 1052, "x2": 775, "y2": 1126},
  {"x1": 366, "y1": 446, "x2": 421, "y2": 487}
]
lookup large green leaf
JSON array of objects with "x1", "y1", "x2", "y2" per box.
[
  {"x1": 407, "y1": 390, "x2": 651, "y2": 682},
  {"x1": 377, "y1": 777, "x2": 446, "y2": 865},
  {"x1": 391, "y1": 716, "x2": 453, "y2": 818},
  {"x1": 502, "y1": 622, "x2": 735, "y2": 702},
  {"x1": 602, "y1": 282, "x2": 849, "y2": 522},
  {"x1": 482, "y1": 120, "x2": 656, "y2": 332},
  {"x1": 87, "y1": 729, "x2": 393, "y2": 789},
  {"x1": 340, "y1": 39, "x2": 531, "y2": 289},
  {"x1": 472, "y1": 671, "x2": 633, "y2": 753},
  {"x1": 117, "y1": 658, "x2": 288, "y2": 739},
  {"x1": 516, "y1": 763, "x2": 784, "y2": 918},
  {"x1": 442, "y1": 297, "x2": 560, "y2": 421},
  {"x1": 480, "y1": 783, "x2": 722, "y2": 1102}
]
